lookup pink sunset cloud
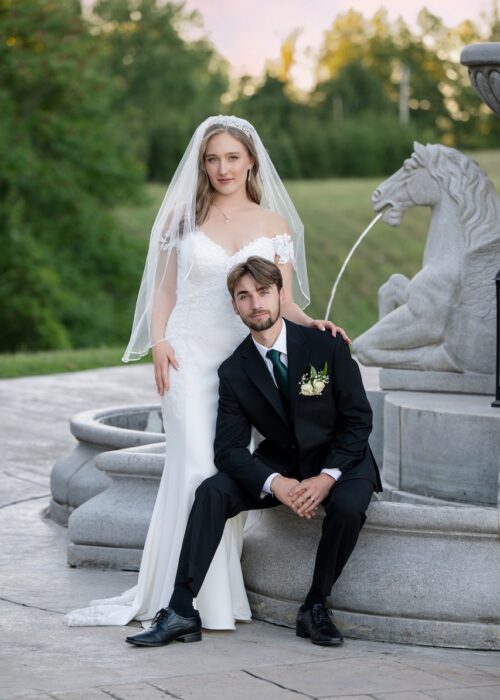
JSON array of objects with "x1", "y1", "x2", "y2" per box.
[{"x1": 184, "y1": 0, "x2": 491, "y2": 88}]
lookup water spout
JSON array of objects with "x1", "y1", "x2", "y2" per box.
[{"x1": 324, "y1": 208, "x2": 389, "y2": 320}]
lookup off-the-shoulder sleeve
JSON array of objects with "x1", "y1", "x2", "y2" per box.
[
  {"x1": 158, "y1": 231, "x2": 170, "y2": 251},
  {"x1": 272, "y1": 233, "x2": 295, "y2": 264}
]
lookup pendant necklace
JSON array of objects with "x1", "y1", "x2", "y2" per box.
[{"x1": 213, "y1": 203, "x2": 230, "y2": 224}]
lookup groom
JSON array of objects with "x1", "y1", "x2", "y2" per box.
[{"x1": 127, "y1": 256, "x2": 382, "y2": 648}]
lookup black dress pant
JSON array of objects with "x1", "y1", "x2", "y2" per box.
[{"x1": 174, "y1": 472, "x2": 375, "y2": 599}]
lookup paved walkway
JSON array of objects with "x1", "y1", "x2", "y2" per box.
[{"x1": 0, "y1": 366, "x2": 499, "y2": 700}]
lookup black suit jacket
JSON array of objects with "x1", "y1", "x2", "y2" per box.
[{"x1": 214, "y1": 319, "x2": 382, "y2": 501}]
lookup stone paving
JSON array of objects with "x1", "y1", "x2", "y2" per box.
[{"x1": 0, "y1": 365, "x2": 499, "y2": 700}]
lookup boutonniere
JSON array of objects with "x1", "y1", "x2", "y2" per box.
[{"x1": 299, "y1": 362, "x2": 330, "y2": 396}]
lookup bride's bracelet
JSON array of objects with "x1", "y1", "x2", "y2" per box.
[{"x1": 151, "y1": 339, "x2": 168, "y2": 348}]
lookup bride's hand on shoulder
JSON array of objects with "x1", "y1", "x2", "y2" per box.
[
  {"x1": 310, "y1": 320, "x2": 351, "y2": 344},
  {"x1": 152, "y1": 340, "x2": 179, "y2": 395}
]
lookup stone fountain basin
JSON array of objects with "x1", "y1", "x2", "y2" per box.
[
  {"x1": 67, "y1": 442, "x2": 165, "y2": 569},
  {"x1": 67, "y1": 443, "x2": 500, "y2": 650},
  {"x1": 50, "y1": 405, "x2": 164, "y2": 526},
  {"x1": 461, "y1": 43, "x2": 500, "y2": 115},
  {"x1": 242, "y1": 499, "x2": 500, "y2": 650},
  {"x1": 60, "y1": 375, "x2": 500, "y2": 649},
  {"x1": 461, "y1": 42, "x2": 500, "y2": 67}
]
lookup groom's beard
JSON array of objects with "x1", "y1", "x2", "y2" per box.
[{"x1": 241, "y1": 306, "x2": 280, "y2": 332}]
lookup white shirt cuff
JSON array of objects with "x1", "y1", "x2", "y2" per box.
[
  {"x1": 260, "y1": 469, "x2": 340, "y2": 498},
  {"x1": 260, "y1": 472, "x2": 280, "y2": 498},
  {"x1": 321, "y1": 468, "x2": 342, "y2": 483}
]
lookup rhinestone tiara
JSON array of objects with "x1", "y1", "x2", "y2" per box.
[{"x1": 205, "y1": 115, "x2": 253, "y2": 138}]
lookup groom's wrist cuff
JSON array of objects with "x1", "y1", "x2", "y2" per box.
[
  {"x1": 321, "y1": 467, "x2": 342, "y2": 482},
  {"x1": 260, "y1": 472, "x2": 280, "y2": 499}
]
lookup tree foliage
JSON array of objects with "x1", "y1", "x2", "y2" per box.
[
  {"x1": 0, "y1": 0, "x2": 144, "y2": 351},
  {"x1": 90, "y1": 0, "x2": 229, "y2": 180},
  {"x1": 3, "y1": 0, "x2": 500, "y2": 353},
  {"x1": 232, "y1": 73, "x2": 420, "y2": 180},
  {"x1": 313, "y1": 7, "x2": 500, "y2": 146}
]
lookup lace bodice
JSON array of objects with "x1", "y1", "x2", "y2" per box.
[{"x1": 166, "y1": 231, "x2": 294, "y2": 348}]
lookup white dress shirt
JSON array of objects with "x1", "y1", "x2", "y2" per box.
[{"x1": 252, "y1": 320, "x2": 342, "y2": 497}]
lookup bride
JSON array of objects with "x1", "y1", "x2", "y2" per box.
[{"x1": 66, "y1": 115, "x2": 347, "y2": 630}]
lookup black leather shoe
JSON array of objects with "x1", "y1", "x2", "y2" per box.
[
  {"x1": 126, "y1": 607, "x2": 202, "y2": 647},
  {"x1": 296, "y1": 603, "x2": 343, "y2": 646}
]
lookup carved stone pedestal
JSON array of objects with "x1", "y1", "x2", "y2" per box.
[{"x1": 382, "y1": 391, "x2": 500, "y2": 506}]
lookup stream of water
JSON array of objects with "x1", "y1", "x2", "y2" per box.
[{"x1": 324, "y1": 209, "x2": 388, "y2": 320}]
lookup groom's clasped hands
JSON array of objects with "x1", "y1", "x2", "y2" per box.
[{"x1": 271, "y1": 474, "x2": 336, "y2": 519}]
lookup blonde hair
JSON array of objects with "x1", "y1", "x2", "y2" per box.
[{"x1": 196, "y1": 123, "x2": 262, "y2": 225}]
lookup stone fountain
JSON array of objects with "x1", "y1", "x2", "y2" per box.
[
  {"x1": 50, "y1": 43, "x2": 500, "y2": 649},
  {"x1": 242, "y1": 136, "x2": 500, "y2": 649},
  {"x1": 243, "y1": 47, "x2": 500, "y2": 649},
  {"x1": 351, "y1": 141, "x2": 500, "y2": 507},
  {"x1": 461, "y1": 43, "x2": 500, "y2": 114},
  {"x1": 50, "y1": 405, "x2": 164, "y2": 526}
]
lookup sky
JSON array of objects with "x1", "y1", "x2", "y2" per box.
[{"x1": 183, "y1": 0, "x2": 492, "y2": 89}]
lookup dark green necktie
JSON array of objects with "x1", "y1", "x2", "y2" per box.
[{"x1": 266, "y1": 349, "x2": 289, "y2": 399}]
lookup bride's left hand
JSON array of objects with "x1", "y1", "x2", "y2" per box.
[{"x1": 310, "y1": 319, "x2": 351, "y2": 343}]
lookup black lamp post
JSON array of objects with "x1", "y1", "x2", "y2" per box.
[{"x1": 493, "y1": 270, "x2": 500, "y2": 407}]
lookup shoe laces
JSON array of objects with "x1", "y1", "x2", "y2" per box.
[
  {"x1": 151, "y1": 608, "x2": 169, "y2": 626},
  {"x1": 311, "y1": 604, "x2": 331, "y2": 627}
]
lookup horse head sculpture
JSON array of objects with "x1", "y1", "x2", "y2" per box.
[{"x1": 353, "y1": 142, "x2": 500, "y2": 375}]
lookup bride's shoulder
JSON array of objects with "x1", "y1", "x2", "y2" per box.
[{"x1": 256, "y1": 207, "x2": 290, "y2": 237}]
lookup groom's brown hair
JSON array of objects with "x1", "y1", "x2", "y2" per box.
[{"x1": 227, "y1": 256, "x2": 283, "y2": 298}]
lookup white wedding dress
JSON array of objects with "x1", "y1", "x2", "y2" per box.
[{"x1": 66, "y1": 230, "x2": 294, "y2": 629}]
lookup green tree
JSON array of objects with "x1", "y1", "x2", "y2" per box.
[
  {"x1": 0, "y1": 0, "x2": 144, "y2": 352},
  {"x1": 231, "y1": 74, "x2": 305, "y2": 177},
  {"x1": 315, "y1": 9, "x2": 444, "y2": 130},
  {"x1": 91, "y1": 0, "x2": 229, "y2": 180},
  {"x1": 314, "y1": 5, "x2": 500, "y2": 148},
  {"x1": 314, "y1": 62, "x2": 391, "y2": 119}
]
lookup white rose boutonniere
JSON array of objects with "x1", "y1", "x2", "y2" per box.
[
  {"x1": 299, "y1": 362, "x2": 330, "y2": 397},
  {"x1": 300, "y1": 382, "x2": 315, "y2": 396}
]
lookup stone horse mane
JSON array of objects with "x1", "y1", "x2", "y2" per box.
[
  {"x1": 353, "y1": 142, "x2": 500, "y2": 374},
  {"x1": 413, "y1": 143, "x2": 498, "y2": 251}
]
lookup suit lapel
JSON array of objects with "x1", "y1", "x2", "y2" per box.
[
  {"x1": 240, "y1": 335, "x2": 289, "y2": 427},
  {"x1": 285, "y1": 320, "x2": 311, "y2": 413}
]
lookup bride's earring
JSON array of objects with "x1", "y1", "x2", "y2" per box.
[{"x1": 247, "y1": 169, "x2": 252, "y2": 182}]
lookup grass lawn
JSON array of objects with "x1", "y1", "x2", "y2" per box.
[
  {"x1": 0, "y1": 346, "x2": 150, "y2": 380},
  {"x1": 2, "y1": 149, "x2": 498, "y2": 378}
]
